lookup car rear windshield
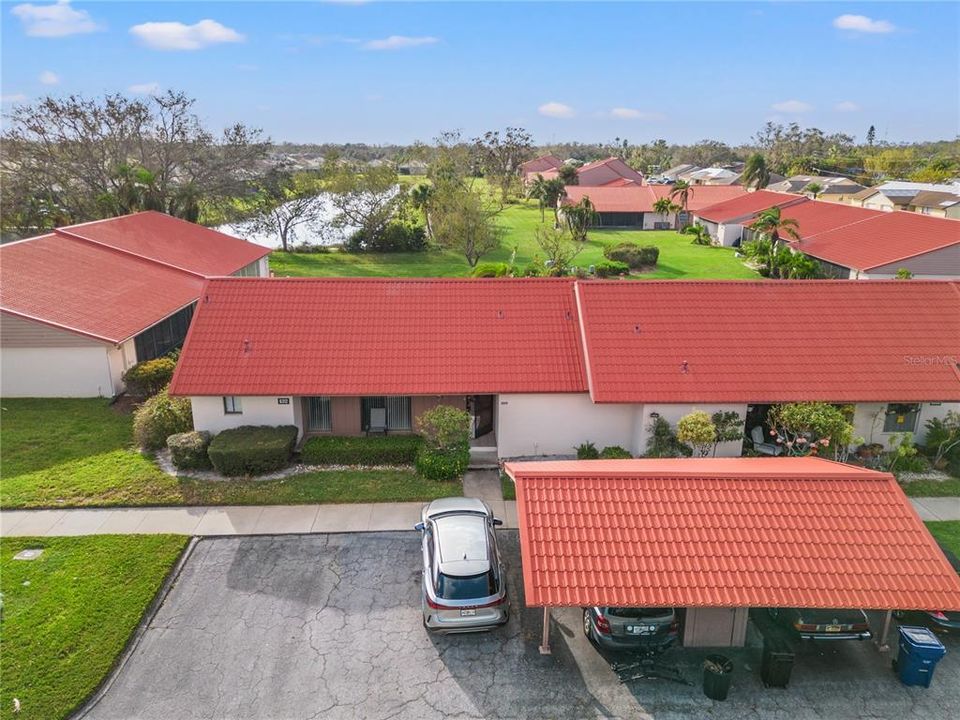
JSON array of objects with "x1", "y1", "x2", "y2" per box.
[
  {"x1": 607, "y1": 608, "x2": 672, "y2": 619},
  {"x1": 436, "y1": 571, "x2": 497, "y2": 600}
]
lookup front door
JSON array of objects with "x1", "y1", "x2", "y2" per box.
[{"x1": 471, "y1": 395, "x2": 494, "y2": 438}]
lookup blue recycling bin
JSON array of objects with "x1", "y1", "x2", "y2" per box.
[{"x1": 896, "y1": 626, "x2": 946, "y2": 688}]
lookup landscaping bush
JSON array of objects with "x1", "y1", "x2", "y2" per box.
[
  {"x1": 644, "y1": 417, "x2": 693, "y2": 458},
  {"x1": 415, "y1": 405, "x2": 471, "y2": 481},
  {"x1": 132, "y1": 386, "x2": 193, "y2": 451},
  {"x1": 599, "y1": 445, "x2": 632, "y2": 459},
  {"x1": 207, "y1": 425, "x2": 298, "y2": 477},
  {"x1": 603, "y1": 243, "x2": 659, "y2": 269},
  {"x1": 576, "y1": 441, "x2": 599, "y2": 459},
  {"x1": 345, "y1": 221, "x2": 427, "y2": 253},
  {"x1": 167, "y1": 430, "x2": 212, "y2": 470},
  {"x1": 301, "y1": 435, "x2": 422, "y2": 465},
  {"x1": 471, "y1": 262, "x2": 511, "y2": 278},
  {"x1": 122, "y1": 356, "x2": 177, "y2": 398},
  {"x1": 291, "y1": 242, "x2": 331, "y2": 253},
  {"x1": 593, "y1": 260, "x2": 630, "y2": 278}
]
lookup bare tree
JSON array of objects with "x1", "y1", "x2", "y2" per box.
[
  {"x1": 431, "y1": 184, "x2": 503, "y2": 267},
  {"x1": 534, "y1": 225, "x2": 584, "y2": 275},
  {"x1": 326, "y1": 161, "x2": 401, "y2": 240},
  {"x1": 246, "y1": 170, "x2": 328, "y2": 252},
  {"x1": 472, "y1": 127, "x2": 533, "y2": 201}
]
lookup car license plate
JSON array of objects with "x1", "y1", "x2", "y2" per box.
[
  {"x1": 460, "y1": 608, "x2": 477, "y2": 617},
  {"x1": 627, "y1": 625, "x2": 655, "y2": 634},
  {"x1": 825, "y1": 625, "x2": 842, "y2": 632}
]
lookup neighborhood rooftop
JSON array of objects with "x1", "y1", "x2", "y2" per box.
[
  {"x1": 505, "y1": 457, "x2": 960, "y2": 610},
  {"x1": 170, "y1": 277, "x2": 960, "y2": 403}
]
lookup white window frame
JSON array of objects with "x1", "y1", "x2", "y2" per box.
[{"x1": 223, "y1": 396, "x2": 243, "y2": 415}]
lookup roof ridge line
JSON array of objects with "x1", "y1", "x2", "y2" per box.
[{"x1": 54, "y1": 228, "x2": 209, "y2": 280}]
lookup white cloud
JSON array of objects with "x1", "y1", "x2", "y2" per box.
[
  {"x1": 835, "y1": 100, "x2": 861, "y2": 112},
  {"x1": 362, "y1": 35, "x2": 439, "y2": 51},
  {"x1": 1, "y1": 93, "x2": 28, "y2": 103},
  {"x1": 130, "y1": 19, "x2": 244, "y2": 51},
  {"x1": 128, "y1": 82, "x2": 161, "y2": 95},
  {"x1": 832, "y1": 14, "x2": 896, "y2": 34},
  {"x1": 771, "y1": 99, "x2": 813, "y2": 113},
  {"x1": 609, "y1": 107, "x2": 663, "y2": 120},
  {"x1": 538, "y1": 101, "x2": 575, "y2": 119},
  {"x1": 11, "y1": 0, "x2": 99, "y2": 37},
  {"x1": 38, "y1": 70, "x2": 59, "y2": 85}
]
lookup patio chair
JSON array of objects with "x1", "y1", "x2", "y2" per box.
[
  {"x1": 367, "y1": 407, "x2": 387, "y2": 435},
  {"x1": 750, "y1": 426, "x2": 783, "y2": 456}
]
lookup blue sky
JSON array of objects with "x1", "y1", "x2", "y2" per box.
[{"x1": 3, "y1": 1, "x2": 958, "y2": 145}]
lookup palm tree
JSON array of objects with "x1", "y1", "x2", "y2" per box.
[
  {"x1": 741, "y1": 153, "x2": 770, "y2": 190},
  {"x1": 652, "y1": 196, "x2": 678, "y2": 226},
  {"x1": 681, "y1": 222, "x2": 713, "y2": 246},
  {"x1": 750, "y1": 207, "x2": 800, "y2": 277},
  {"x1": 668, "y1": 180, "x2": 693, "y2": 229},
  {"x1": 803, "y1": 181, "x2": 823, "y2": 199},
  {"x1": 542, "y1": 178, "x2": 567, "y2": 226},
  {"x1": 409, "y1": 182, "x2": 436, "y2": 238},
  {"x1": 525, "y1": 174, "x2": 548, "y2": 221},
  {"x1": 563, "y1": 196, "x2": 597, "y2": 242}
]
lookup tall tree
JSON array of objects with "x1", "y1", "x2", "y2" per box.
[
  {"x1": 866, "y1": 125, "x2": 876, "y2": 147},
  {"x1": 1, "y1": 91, "x2": 268, "y2": 236},
  {"x1": 430, "y1": 184, "x2": 503, "y2": 267},
  {"x1": 472, "y1": 127, "x2": 533, "y2": 202},
  {"x1": 409, "y1": 182, "x2": 436, "y2": 238},
  {"x1": 246, "y1": 170, "x2": 328, "y2": 252},
  {"x1": 668, "y1": 180, "x2": 693, "y2": 228},
  {"x1": 741, "y1": 153, "x2": 771, "y2": 190},
  {"x1": 326, "y1": 161, "x2": 401, "y2": 241},
  {"x1": 750, "y1": 206, "x2": 801, "y2": 277}
]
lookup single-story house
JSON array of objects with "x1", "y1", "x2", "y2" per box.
[
  {"x1": 788, "y1": 210, "x2": 960, "y2": 279},
  {"x1": 909, "y1": 190, "x2": 960, "y2": 219},
  {"x1": 505, "y1": 457, "x2": 960, "y2": 650},
  {"x1": 850, "y1": 181, "x2": 960, "y2": 212},
  {"x1": 169, "y1": 278, "x2": 960, "y2": 459},
  {"x1": 767, "y1": 175, "x2": 866, "y2": 203},
  {"x1": 562, "y1": 184, "x2": 748, "y2": 229},
  {"x1": 520, "y1": 155, "x2": 564, "y2": 185},
  {"x1": 691, "y1": 190, "x2": 807, "y2": 245},
  {"x1": 572, "y1": 157, "x2": 645, "y2": 187},
  {"x1": 0, "y1": 211, "x2": 270, "y2": 398}
]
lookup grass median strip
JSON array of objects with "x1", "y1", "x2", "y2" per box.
[{"x1": 0, "y1": 535, "x2": 188, "y2": 720}]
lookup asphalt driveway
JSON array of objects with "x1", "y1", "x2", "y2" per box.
[{"x1": 83, "y1": 532, "x2": 960, "y2": 720}]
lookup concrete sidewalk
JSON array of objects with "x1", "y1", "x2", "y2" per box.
[
  {"x1": 0, "y1": 500, "x2": 520, "y2": 538},
  {"x1": 909, "y1": 496, "x2": 960, "y2": 522}
]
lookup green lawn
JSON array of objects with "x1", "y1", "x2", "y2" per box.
[
  {"x1": 0, "y1": 399, "x2": 455, "y2": 508},
  {"x1": 501, "y1": 472, "x2": 516, "y2": 501},
  {"x1": 926, "y1": 521, "x2": 960, "y2": 556},
  {"x1": 0, "y1": 535, "x2": 188, "y2": 720},
  {"x1": 269, "y1": 197, "x2": 760, "y2": 280},
  {"x1": 900, "y1": 476, "x2": 960, "y2": 497}
]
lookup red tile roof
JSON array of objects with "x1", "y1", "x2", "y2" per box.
[
  {"x1": 521, "y1": 155, "x2": 564, "y2": 175},
  {"x1": 575, "y1": 157, "x2": 645, "y2": 187},
  {"x1": 60, "y1": 211, "x2": 269, "y2": 276},
  {"x1": 575, "y1": 280, "x2": 960, "y2": 403},
  {"x1": 0, "y1": 234, "x2": 203, "y2": 343},
  {"x1": 776, "y1": 199, "x2": 881, "y2": 238},
  {"x1": 505, "y1": 457, "x2": 960, "y2": 610},
  {"x1": 1, "y1": 212, "x2": 268, "y2": 342},
  {"x1": 695, "y1": 190, "x2": 806, "y2": 223},
  {"x1": 793, "y1": 211, "x2": 960, "y2": 271},
  {"x1": 562, "y1": 185, "x2": 657, "y2": 213},
  {"x1": 648, "y1": 184, "x2": 747, "y2": 212},
  {"x1": 169, "y1": 278, "x2": 588, "y2": 396}
]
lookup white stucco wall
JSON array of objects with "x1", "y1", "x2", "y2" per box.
[
  {"x1": 632, "y1": 404, "x2": 748, "y2": 457},
  {"x1": 854, "y1": 402, "x2": 959, "y2": 446},
  {"x1": 190, "y1": 395, "x2": 301, "y2": 437},
  {"x1": 717, "y1": 222, "x2": 745, "y2": 247},
  {"x1": 496, "y1": 393, "x2": 635, "y2": 458},
  {"x1": 1, "y1": 346, "x2": 114, "y2": 397},
  {"x1": 642, "y1": 213, "x2": 676, "y2": 230},
  {"x1": 106, "y1": 338, "x2": 138, "y2": 396}
]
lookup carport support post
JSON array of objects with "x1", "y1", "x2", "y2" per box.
[
  {"x1": 876, "y1": 610, "x2": 893, "y2": 652},
  {"x1": 539, "y1": 607, "x2": 552, "y2": 655}
]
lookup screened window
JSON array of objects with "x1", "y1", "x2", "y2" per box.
[
  {"x1": 361, "y1": 396, "x2": 412, "y2": 432},
  {"x1": 233, "y1": 261, "x2": 261, "y2": 277},
  {"x1": 307, "y1": 397, "x2": 332, "y2": 432},
  {"x1": 884, "y1": 403, "x2": 920, "y2": 432},
  {"x1": 134, "y1": 304, "x2": 195, "y2": 361},
  {"x1": 223, "y1": 396, "x2": 243, "y2": 415}
]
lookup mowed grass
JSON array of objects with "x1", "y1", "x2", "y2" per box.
[
  {"x1": 0, "y1": 399, "x2": 457, "y2": 508},
  {"x1": 0, "y1": 535, "x2": 188, "y2": 720},
  {"x1": 900, "y1": 476, "x2": 960, "y2": 497},
  {"x1": 926, "y1": 521, "x2": 960, "y2": 557},
  {"x1": 269, "y1": 197, "x2": 760, "y2": 280}
]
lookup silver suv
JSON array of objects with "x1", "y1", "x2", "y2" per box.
[{"x1": 415, "y1": 497, "x2": 509, "y2": 633}]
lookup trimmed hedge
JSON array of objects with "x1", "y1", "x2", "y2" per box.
[
  {"x1": 132, "y1": 386, "x2": 193, "y2": 451},
  {"x1": 300, "y1": 435, "x2": 422, "y2": 466},
  {"x1": 603, "y1": 243, "x2": 659, "y2": 269},
  {"x1": 167, "y1": 430, "x2": 212, "y2": 470},
  {"x1": 600, "y1": 445, "x2": 633, "y2": 459},
  {"x1": 416, "y1": 446, "x2": 470, "y2": 481},
  {"x1": 207, "y1": 425, "x2": 298, "y2": 477},
  {"x1": 123, "y1": 357, "x2": 177, "y2": 398},
  {"x1": 594, "y1": 260, "x2": 630, "y2": 278}
]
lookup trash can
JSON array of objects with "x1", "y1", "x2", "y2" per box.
[
  {"x1": 703, "y1": 654, "x2": 733, "y2": 700},
  {"x1": 761, "y1": 636, "x2": 795, "y2": 688},
  {"x1": 896, "y1": 626, "x2": 946, "y2": 688}
]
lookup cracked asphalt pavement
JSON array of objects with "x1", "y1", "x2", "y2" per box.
[{"x1": 84, "y1": 532, "x2": 960, "y2": 720}]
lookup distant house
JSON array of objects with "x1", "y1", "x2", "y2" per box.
[
  {"x1": 908, "y1": 190, "x2": 960, "y2": 219},
  {"x1": 397, "y1": 159, "x2": 429, "y2": 176},
  {"x1": 0, "y1": 212, "x2": 270, "y2": 398},
  {"x1": 574, "y1": 157, "x2": 644, "y2": 187},
  {"x1": 562, "y1": 184, "x2": 747, "y2": 229},
  {"x1": 691, "y1": 190, "x2": 806, "y2": 245},
  {"x1": 767, "y1": 175, "x2": 866, "y2": 203},
  {"x1": 520, "y1": 155, "x2": 564, "y2": 184},
  {"x1": 850, "y1": 181, "x2": 960, "y2": 212}
]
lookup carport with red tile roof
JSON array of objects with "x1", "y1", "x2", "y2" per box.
[{"x1": 504, "y1": 457, "x2": 960, "y2": 653}]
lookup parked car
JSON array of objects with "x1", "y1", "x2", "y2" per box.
[
  {"x1": 768, "y1": 607, "x2": 871, "y2": 641},
  {"x1": 415, "y1": 497, "x2": 509, "y2": 633},
  {"x1": 894, "y1": 541, "x2": 960, "y2": 634},
  {"x1": 582, "y1": 606, "x2": 679, "y2": 651}
]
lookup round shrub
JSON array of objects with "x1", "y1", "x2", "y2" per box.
[
  {"x1": 133, "y1": 386, "x2": 193, "y2": 451},
  {"x1": 471, "y1": 262, "x2": 511, "y2": 278},
  {"x1": 167, "y1": 430, "x2": 212, "y2": 470},
  {"x1": 603, "y1": 243, "x2": 659, "y2": 269},
  {"x1": 415, "y1": 405, "x2": 471, "y2": 481},
  {"x1": 123, "y1": 356, "x2": 177, "y2": 398},
  {"x1": 207, "y1": 425, "x2": 298, "y2": 477},
  {"x1": 594, "y1": 260, "x2": 630, "y2": 278},
  {"x1": 599, "y1": 445, "x2": 632, "y2": 459}
]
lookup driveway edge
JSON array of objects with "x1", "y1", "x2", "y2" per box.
[{"x1": 69, "y1": 536, "x2": 200, "y2": 720}]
